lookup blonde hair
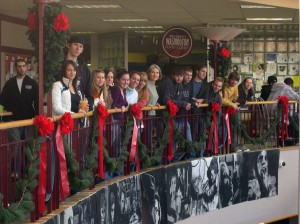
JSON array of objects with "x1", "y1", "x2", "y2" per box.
[
  {"x1": 138, "y1": 72, "x2": 148, "y2": 101},
  {"x1": 91, "y1": 69, "x2": 108, "y2": 101}
]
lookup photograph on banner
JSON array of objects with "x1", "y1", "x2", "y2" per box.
[
  {"x1": 247, "y1": 149, "x2": 279, "y2": 200},
  {"x1": 97, "y1": 188, "x2": 108, "y2": 224},
  {"x1": 118, "y1": 175, "x2": 142, "y2": 224},
  {"x1": 107, "y1": 183, "x2": 121, "y2": 224},
  {"x1": 165, "y1": 163, "x2": 192, "y2": 223},
  {"x1": 72, "y1": 194, "x2": 97, "y2": 224},
  {"x1": 190, "y1": 158, "x2": 209, "y2": 216},
  {"x1": 219, "y1": 155, "x2": 232, "y2": 208},
  {"x1": 141, "y1": 168, "x2": 167, "y2": 224}
]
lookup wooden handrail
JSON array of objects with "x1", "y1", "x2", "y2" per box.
[{"x1": 0, "y1": 101, "x2": 297, "y2": 130}]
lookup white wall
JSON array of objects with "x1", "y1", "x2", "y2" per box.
[
  {"x1": 179, "y1": 148, "x2": 299, "y2": 224},
  {"x1": 1, "y1": 20, "x2": 31, "y2": 49}
]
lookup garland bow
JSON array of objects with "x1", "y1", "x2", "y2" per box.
[{"x1": 33, "y1": 114, "x2": 54, "y2": 214}]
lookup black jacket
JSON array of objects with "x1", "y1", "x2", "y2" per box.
[
  {"x1": 260, "y1": 85, "x2": 271, "y2": 101},
  {"x1": 0, "y1": 75, "x2": 39, "y2": 121},
  {"x1": 237, "y1": 84, "x2": 254, "y2": 106}
]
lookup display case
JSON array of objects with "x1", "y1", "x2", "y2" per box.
[{"x1": 229, "y1": 24, "x2": 299, "y2": 91}]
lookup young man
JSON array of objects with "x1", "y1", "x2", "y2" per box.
[
  {"x1": 221, "y1": 71, "x2": 240, "y2": 110},
  {"x1": 260, "y1": 75, "x2": 277, "y2": 101},
  {"x1": 191, "y1": 65, "x2": 209, "y2": 106},
  {"x1": 65, "y1": 35, "x2": 93, "y2": 110},
  {"x1": 0, "y1": 58, "x2": 39, "y2": 140}
]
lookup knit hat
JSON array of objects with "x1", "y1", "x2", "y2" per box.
[
  {"x1": 267, "y1": 75, "x2": 277, "y2": 84},
  {"x1": 68, "y1": 36, "x2": 85, "y2": 45}
]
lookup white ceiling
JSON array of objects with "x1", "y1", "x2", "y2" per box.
[{"x1": 0, "y1": 0, "x2": 298, "y2": 35}]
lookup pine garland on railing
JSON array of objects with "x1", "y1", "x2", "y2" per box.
[{"x1": 0, "y1": 128, "x2": 44, "y2": 223}]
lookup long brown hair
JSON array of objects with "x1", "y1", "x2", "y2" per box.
[{"x1": 60, "y1": 60, "x2": 79, "y2": 91}]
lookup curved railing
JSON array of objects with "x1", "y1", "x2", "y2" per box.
[{"x1": 0, "y1": 100, "x2": 298, "y2": 223}]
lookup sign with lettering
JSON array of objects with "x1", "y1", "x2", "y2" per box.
[{"x1": 161, "y1": 27, "x2": 193, "y2": 58}]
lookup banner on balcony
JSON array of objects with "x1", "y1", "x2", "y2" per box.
[{"x1": 44, "y1": 149, "x2": 279, "y2": 224}]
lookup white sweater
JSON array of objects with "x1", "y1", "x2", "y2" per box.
[{"x1": 52, "y1": 78, "x2": 82, "y2": 116}]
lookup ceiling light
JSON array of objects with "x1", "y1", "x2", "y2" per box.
[
  {"x1": 240, "y1": 5, "x2": 276, "y2": 9},
  {"x1": 103, "y1": 19, "x2": 149, "y2": 22},
  {"x1": 246, "y1": 18, "x2": 293, "y2": 21},
  {"x1": 65, "y1": 5, "x2": 122, "y2": 9},
  {"x1": 71, "y1": 31, "x2": 96, "y2": 34},
  {"x1": 123, "y1": 26, "x2": 163, "y2": 29},
  {"x1": 134, "y1": 31, "x2": 165, "y2": 34}
]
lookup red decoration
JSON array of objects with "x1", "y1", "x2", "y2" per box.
[
  {"x1": 208, "y1": 103, "x2": 220, "y2": 154},
  {"x1": 131, "y1": 104, "x2": 142, "y2": 118},
  {"x1": 226, "y1": 107, "x2": 238, "y2": 115},
  {"x1": 220, "y1": 47, "x2": 230, "y2": 58},
  {"x1": 167, "y1": 100, "x2": 179, "y2": 116},
  {"x1": 28, "y1": 12, "x2": 37, "y2": 31},
  {"x1": 277, "y1": 96, "x2": 289, "y2": 141},
  {"x1": 53, "y1": 13, "x2": 69, "y2": 32},
  {"x1": 211, "y1": 102, "x2": 220, "y2": 113},
  {"x1": 97, "y1": 104, "x2": 109, "y2": 179},
  {"x1": 60, "y1": 112, "x2": 74, "y2": 134},
  {"x1": 34, "y1": 114, "x2": 54, "y2": 137},
  {"x1": 98, "y1": 104, "x2": 109, "y2": 119}
]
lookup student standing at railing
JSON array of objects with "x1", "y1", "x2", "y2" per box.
[
  {"x1": 260, "y1": 75, "x2": 277, "y2": 101},
  {"x1": 237, "y1": 77, "x2": 254, "y2": 107},
  {"x1": 136, "y1": 72, "x2": 150, "y2": 128},
  {"x1": 52, "y1": 60, "x2": 88, "y2": 116},
  {"x1": 191, "y1": 65, "x2": 209, "y2": 108},
  {"x1": 221, "y1": 71, "x2": 240, "y2": 110},
  {"x1": 110, "y1": 68, "x2": 129, "y2": 161},
  {"x1": 126, "y1": 71, "x2": 140, "y2": 105},
  {"x1": 146, "y1": 64, "x2": 161, "y2": 149},
  {"x1": 90, "y1": 69, "x2": 111, "y2": 108}
]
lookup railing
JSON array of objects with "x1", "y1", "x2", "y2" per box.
[{"x1": 0, "y1": 100, "x2": 298, "y2": 223}]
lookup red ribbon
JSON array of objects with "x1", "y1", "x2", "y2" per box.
[
  {"x1": 208, "y1": 103, "x2": 220, "y2": 155},
  {"x1": 225, "y1": 107, "x2": 237, "y2": 145},
  {"x1": 129, "y1": 117, "x2": 140, "y2": 171},
  {"x1": 278, "y1": 96, "x2": 289, "y2": 141},
  {"x1": 168, "y1": 118, "x2": 174, "y2": 160},
  {"x1": 38, "y1": 141, "x2": 47, "y2": 214},
  {"x1": 98, "y1": 116, "x2": 105, "y2": 179},
  {"x1": 55, "y1": 125, "x2": 70, "y2": 201}
]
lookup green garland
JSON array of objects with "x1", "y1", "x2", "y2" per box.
[
  {"x1": 0, "y1": 128, "x2": 41, "y2": 224},
  {"x1": 64, "y1": 137, "x2": 95, "y2": 190},
  {"x1": 27, "y1": 2, "x2": 70, "y2": 93},
  {"x1": 231, "y1": 105, "x2": 281, "y2": 146},
  {"x1": 90, "y1": 109, "x2": 129, "y2": 174}
]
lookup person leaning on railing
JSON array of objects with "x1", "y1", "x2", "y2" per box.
[
  {"x1": 52, "y1": 60, "x2": 89, "y2": 116},
  {"x1": 237, "y1": 77, "x2": 255, "y2": 108},
  {"x1": 90, "y1": 69, "x2": 111, "y2": 108},
  {"x1": 220, "y1": 71, "x2": 240, "y2": 110}
]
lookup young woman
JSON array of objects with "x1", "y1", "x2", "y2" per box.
[
  {"x1": 237, "y1": 77, "x2": 254, "y2": 106},
  {"x1": 147, "y1": 64, "x2": 161, "y2": 115},
  {"x1": 104, "y1": 68, "x2": 114, "y2": 87},
  {"x1": 91, "y1": 69, "x2": 110, "y2": 108},
  {"x1": 126, "y1": 71, "x2": 140, "y2": 105},
  {"x1": 52, "y1": 60, "x2": 88, "y2": 116}
]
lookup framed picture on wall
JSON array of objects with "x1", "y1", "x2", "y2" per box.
[{"x1": 277, "y1": 64, "x2": 287, "y2": 76}]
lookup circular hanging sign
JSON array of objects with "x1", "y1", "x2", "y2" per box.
[{"x1": 161, "y1": 27, "x2": 193, "y2": 58}]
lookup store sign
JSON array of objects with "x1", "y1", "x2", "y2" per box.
[{"x1": 161, "y1": 27, "x2": 193, "y2": 58}]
